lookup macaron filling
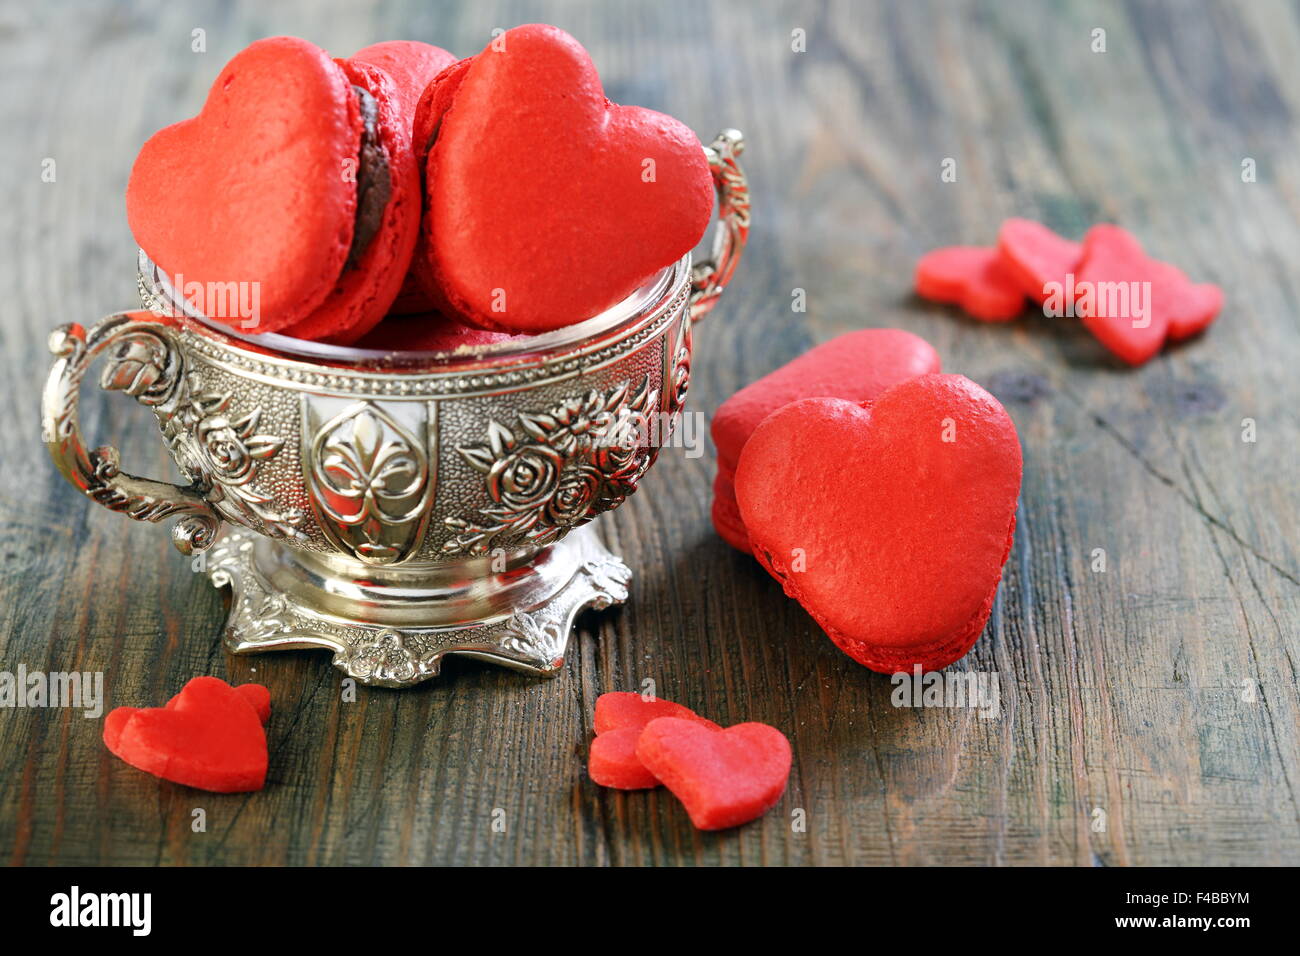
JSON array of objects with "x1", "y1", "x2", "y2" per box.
[
  {"x1": 416, "y1": 60, "x2": 469, "y2": 164},
  {"x1": 344, "y1": 85, "x2": 392, "y2": 271}
]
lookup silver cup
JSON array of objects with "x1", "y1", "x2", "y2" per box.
[{"x1": 42, "y1": 130, "x2": 749, "y2": 687}]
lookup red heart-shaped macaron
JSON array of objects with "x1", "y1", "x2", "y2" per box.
[
  {"x1": 711, "y1": 469, "x2": 751, "y2": 553},
  {"x1": 735, "y1": 374, "x2": 1022, "y2": 673},
  {"x1": 1073, "y1": 225, "x2": 1223, "y2": 365},
  {"x1": 351, "y1": 40, "x2": 457, "y2": 319},
  {"x1": 103, "y1": 677, "x2": 270, "y2": 793},
  {"x1": 413, "y1": 24, "x2": 714, "y2": 332},
  {"x1": 915, "y1": 246, "x2": 1025, "y2": 321},
  {"x1": 276, "y1": 57, "x2": 422, "y2": 343},
  {"x1": 351, "y1": 40, "x2": 456, "y2": 136},
  {"x1": 710, "y1": 329, "x2": 941, "y2": 552},
  {"x1": 635, "y1": 718, "x2": 792, "y2": 830},
  {"x1": 127, "y1": 37, "x2": 420, "y2": 343},
  {"x1": 588, "y1": 692, "x2": 720, "y2": 790}
]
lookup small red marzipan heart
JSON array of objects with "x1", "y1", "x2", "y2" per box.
[
  {"x1": 635, "y1": 718, "x2": 792, "y2": 830},
  {"x1": 230, "y1": 683, "x2": 271, "y2": 725},
  {"x1": 418, "y1": 24, "x2": 714, "y2": 332},
  {"x1": 996, "y1": 218, "x2": 1083, "y2": 305},
  {"x1": 1074, "y1": 225, "x2": 1223, "y2": 365},
  {"x1": 915, "y1": 246, "x2": 1025, "y2": 321},
  {"x1": 735, "y1": 374, "x2": 1023, "y2": 673},
  {"x1": 593, "y1": 691, "x2": 719, "y2": 735},
  {"x1": 589, "y1": 728, "x2": 661, "y2": 790},
  {"x1": 103, "y1": 677, "x2": 269, "y2": 793}
]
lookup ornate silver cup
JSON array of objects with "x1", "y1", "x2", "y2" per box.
[{"x1": 42, "y1": 130, "x2": 748, "y2": 687}]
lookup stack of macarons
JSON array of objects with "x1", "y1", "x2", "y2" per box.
[
  {"x1": 127, "y1": 25, "x2": 715, "y2": 346},
  {"x1": 712, "y1": 329, "x2": 1023, "y2": 674}
]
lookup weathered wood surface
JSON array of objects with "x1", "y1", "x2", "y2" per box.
[{"x1": 1, "y1": 0, "x2": 1297, "y2": 866}]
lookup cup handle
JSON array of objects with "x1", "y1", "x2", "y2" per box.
[
  {"x1": 689, "y1": 129, "x2": 751, "y2": 321},
  {"x1": 42, "y1": 311, "x2": 221, "y2": 555}
]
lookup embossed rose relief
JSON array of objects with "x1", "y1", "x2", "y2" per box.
[
  {"x1": 98, "y1": 329, "x2": 181, "y2": 405},
  {"x1": 93, "y1": 326, "x2": 304, "y2": 543},
  {"x1": 444, "y1": 376, "x2": 660, "y2": 555},
  {"x1": 163, "y1": 374, "x2": 305, "y2": 540}
]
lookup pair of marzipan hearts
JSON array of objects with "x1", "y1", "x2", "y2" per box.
[
  {"x1": 916, "y1": 219, "x2": 1223, "y2": 365},
  {"x1": 104, "y1": 677, "x2": 270, "y2": 793},
  {"x1": 588, "y1": 692, "x2": 791, "y2": 831},
  {"x1": 711, "y1": 329, "x2": 1023, "y2": 674},
  {"x1": 127, "y1": 25, "x2": 713, "y2": 343}
]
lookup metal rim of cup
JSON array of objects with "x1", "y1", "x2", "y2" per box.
[{"x1": 137, "y1": 248, "x2": 686, "y2": 375}]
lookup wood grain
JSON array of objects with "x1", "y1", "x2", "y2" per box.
[{"x1": 1, "y1": 0, "x2": 1297, "y2": 866}]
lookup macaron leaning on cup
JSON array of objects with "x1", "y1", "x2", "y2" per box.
[{"x1": 127, "y1": 36, "x2": 420, "y2": 344}]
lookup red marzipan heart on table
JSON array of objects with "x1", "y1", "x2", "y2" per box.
[
  {"x1": 734, "y1": 374, "x2": 1023, "y2": 673},
  {"x1": 996, "y1": 218, "x2": 1083, "y2": 306},
  {"x1": 588, "y1": 692, "x2": 720, "y2": 790},
  {"x1": 417, "y1": 24, "x2": 714, "y2": 332},
  {"x1": 635, "y1": 718, "x2": 792, "y2": 830},
  {"x1": 915, "y1": 246, "x2": 1025, "y2": 321},
  {"x1": 229, "y1": 682, "x2": 271, "y2": 724},
  {"x1": 1073, "y1": 224, "x2": 1223, "y2": 365},
  {"x1": 103, "y1": 677, "x2": 270, "y2": 793},
  {"x1": 588, "y1": 728, "x2": 662, "y2": 790},
  {"x1": 593, "y1": 691, "x2": 719, "y2": 735}
]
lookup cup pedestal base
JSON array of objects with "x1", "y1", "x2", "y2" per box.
[{"x1": 202, "y1": 522, "x2": 631, "y2": 687}]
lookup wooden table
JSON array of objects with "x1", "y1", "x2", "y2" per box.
[{"x1": 2, "y1": 0, "x2": 1297, "y2": 866}]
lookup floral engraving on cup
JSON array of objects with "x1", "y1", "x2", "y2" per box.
[
  {"x1": 306, "y1": 402, "x2": 434, "y2": 565},
  {"x1": 99, "y1": 330, "x2": 182, "y2": 405},
  {"x1": 162, "y1": 372, "x2": 304, "y2": 540},
  {"x1": 86, "y1": 327, "x2": 298, "y2": 544},
  {"x1": 444, "y1": 376, "x2": 659, "y2": 555}
]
